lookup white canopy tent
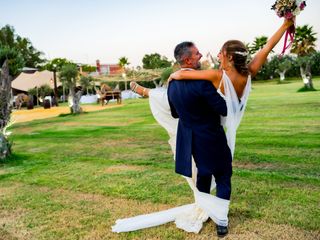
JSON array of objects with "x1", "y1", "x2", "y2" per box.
[{"x1": 12, "y1": 70, "x2": 62, "y2": 92}]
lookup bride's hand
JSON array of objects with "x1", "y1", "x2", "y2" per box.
[
  {"x1": 283, "y1": 17, "x2": 295, "y2": 29},
  {"x1": 168, "y1": 70, "x2": 182, "y2": 83}
]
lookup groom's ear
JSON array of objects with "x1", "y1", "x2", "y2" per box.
[{"x1": 185, "y1": 58, "x2": 191, "y2": 65}]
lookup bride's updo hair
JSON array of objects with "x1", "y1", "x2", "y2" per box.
[{"x1": 222, "y1": 40, "x2": 249, "y2": 76}]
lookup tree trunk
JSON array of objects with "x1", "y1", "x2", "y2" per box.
[
  {"x1": 69, "y1": 87, "x2": 82, "y2": 114},
  {"x1": 0, "y1": 60, "x2": 12, "y2": 160},
  {"x1": 300, "y1": 64, "x2": 313, "y2": 89},
  {"x1": 72, "y1": 90, "x2": 83, "y2": 114},
  {"x1": 305, "y1": 63, "x2": 313, "y2": 89},
  {"x1": 300, "y1": 66, "x2": 308, "y2": 86},
  {"x1": 36, "y1": 87, "x2": 39, "y2": 106},
  {"x1": 63, "y1": 86, "x2": 66, "y2": 102},
  {"x1": 279, "y1": 71, "x2": 286, "y2": 81}
]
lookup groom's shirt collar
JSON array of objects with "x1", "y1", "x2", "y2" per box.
[{"x1": 180, "y1": 68, "x2": 195, "y2": 71}]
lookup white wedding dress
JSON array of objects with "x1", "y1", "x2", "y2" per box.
[{"x1": 112, "y1": 71, "x2": 251, "y2": 233}]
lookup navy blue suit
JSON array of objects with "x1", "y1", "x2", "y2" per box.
[{"x1": 168, "y1": 80, "x2": 232, "y2": 200}]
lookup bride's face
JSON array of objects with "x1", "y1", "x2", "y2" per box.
[{"x1": 218, "y1": 49, "x2": 226, "y2": 67}]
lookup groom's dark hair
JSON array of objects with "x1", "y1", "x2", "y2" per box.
[{"x1": 174, "y1": 41, "x2": 194, "y2": 65}]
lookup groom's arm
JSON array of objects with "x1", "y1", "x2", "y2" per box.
[
  {"x1": 168, "y1": 99, "x2": 179, "y2": 118},
  {"x1": 167, "y1": 82, "x2": 179, "y2": 119},
  {"x1": 202, "y1": 81, "x2": 227, "y2": 116}
]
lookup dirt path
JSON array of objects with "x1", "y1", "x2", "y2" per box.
[{"x1": 12, "y1": 104, "x2": 122, "y2": 123}]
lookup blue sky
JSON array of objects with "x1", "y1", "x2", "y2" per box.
[{"x1": 1, "y1": 0, "x2": 319, "y2": 66}]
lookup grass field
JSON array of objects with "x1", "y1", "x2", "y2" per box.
[{"x1": 0, "y1": 79, "x2": 319, "y2": 240}]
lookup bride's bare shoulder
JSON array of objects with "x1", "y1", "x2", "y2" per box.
[{"x1": 208, "y1": 69, "x2": 223, "y2": 85}]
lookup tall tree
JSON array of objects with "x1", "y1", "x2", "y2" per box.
[
  {"x1": 0, "y1": 25, "x2": 44, "y2": 160},
  {"x1": 0, "y1": 25, "x2": 15, "y2": 48},
  {"x1": 118, "y1": 57, "x2": 130, "y2": 90},
  {"x1": 0, "y1": 60, "x2": 12, "y2": 160},
  {"x1": 142, "y1": 53, "x2": 172, "y2": 69},
  {"x1": 15, "y1": 36, "x2": 44, "y2": 67},
  {"x1": 0, "y1": 46, "x2": 24, "y2": 77},
  {"x1": 291, "y1": 25, "x2": 317, "y2": 89},
  {"x1": 0, "y1": 24, "x2": 44, "y2": 69},
  {"x1": 43, "y1": 58, "x2": 74, "y2": 102},
  {"x1": 43, "y1": 58, "x2": 72, "y2": 72},
  {"x1": 59, "y1": 64, "x2": 82, "y2": 114}
]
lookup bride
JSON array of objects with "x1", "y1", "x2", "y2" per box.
[{"x1": 112, "y1": 19, "x2": 293, "y2": 235}]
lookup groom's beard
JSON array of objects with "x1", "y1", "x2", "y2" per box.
[
  {"x1": 194, "y1": 62, "x2": 201, "y2": 70},
  {"x1": 181, "y1": 62, "x2": 201, "y2": 70}
]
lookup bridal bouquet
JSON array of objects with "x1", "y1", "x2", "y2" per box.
[
  {"x1": 271, "y1": 0, "x2": 306, "y2": 54},
  {"x1": 271, "y1": 0, "x2": 306, "y2": 19}
]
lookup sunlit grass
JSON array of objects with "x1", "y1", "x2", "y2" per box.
[{"x1": 0, "y1": 78, "x2": 319, "y2": 239}]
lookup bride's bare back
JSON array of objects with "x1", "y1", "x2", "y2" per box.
[{"x1": 212, "y1": 70, "x2": 248, "y2": 99}]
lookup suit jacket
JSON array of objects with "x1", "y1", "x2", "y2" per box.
[{"x1": 167, "y1": 80, "x2": 231, "y2": 177}]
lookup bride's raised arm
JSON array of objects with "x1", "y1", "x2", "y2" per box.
[{"x1": 248, "y1": 19, "x2": 294, "y2": 77}]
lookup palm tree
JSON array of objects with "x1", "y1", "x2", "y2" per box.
[
  {"x1": 249, "y1": 36, "x2": 268, "y2": 55},
  {"x1": 291, "y1": 25, "x2": 317, "y2": 89},
  {"x1": 291, "y1": 25, "x2": 317, "y2": 56},
  {"x1": 243, "y1": 42, "x2": 252, "y2": 62},
  {"x1": 118, "y1": 56, "x2": 130, "y2": 69},
  {"x1": 118, "y1": 57, "x2": 130, "y2": 90},
  {"x1": 249, "y1": 36, "x2": 272, "y2": 79}
]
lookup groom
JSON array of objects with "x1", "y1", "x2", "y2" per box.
[{"x1": 167, "y1": 41, "x2": 232, "y2": 237}]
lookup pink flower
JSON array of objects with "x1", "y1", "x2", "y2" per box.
[
  {"x1": 285, "y1": 11, "x2": 294, "y2": 19},
  {"x1": 300, "y1": 1, "x2": 306, "y2": 10}
]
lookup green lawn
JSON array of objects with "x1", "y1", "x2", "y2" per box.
[{"x1": 0, "y1": 79, "x2": 319, "y2": 240}]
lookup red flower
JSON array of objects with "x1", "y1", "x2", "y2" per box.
[
  {"x1": 300, "y1": 1, "x2": 306, "y2": 10},
  {"x1": 284, "y1": 11, "x2": 294, "y2": 19}
]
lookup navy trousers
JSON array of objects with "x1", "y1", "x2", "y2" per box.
[{"x1": 196, "y1": 171, "x2": 232, "y2": 200}]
